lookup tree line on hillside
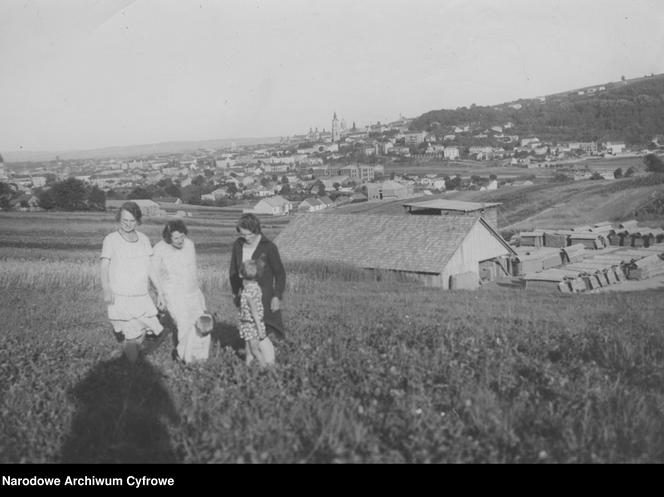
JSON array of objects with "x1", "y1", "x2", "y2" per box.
[{"x1": 411, "y1": 77, "x2": 664, "y2": 145}]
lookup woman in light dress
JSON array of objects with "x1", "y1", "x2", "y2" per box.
[
  {"x1": 152, "y1": 219, "x2": 210, "y2": 364},
  {"x1": 100, "y1": 202, "x2": 164, "y2": 363}
]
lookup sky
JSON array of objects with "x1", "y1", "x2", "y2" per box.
[{"x1": 1, "y1": 0, "x2": 663, "y2": 154}]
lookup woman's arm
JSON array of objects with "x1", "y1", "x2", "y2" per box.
[
  {"x1": 229, "y1": 240, "x2": 243, "y2": 306},
  {"x1": 100, "y1": 258, "x2": 113, "y2": 305},
  {"x1": 267, "y1": 242, "x2": 286, "y2": 300},
  {"x1": 149, "y1": 247, "x2": 165, "y2": 309}
]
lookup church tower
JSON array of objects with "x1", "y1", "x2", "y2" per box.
[{"x1": 331, "y1": 112, "x2": 339, "y2": 142}]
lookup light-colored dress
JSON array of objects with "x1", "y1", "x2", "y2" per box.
[
  {"x1": 153, "y1": 238, "x2": 209, "y2": 363},
  {"x1": 101, "y1": 230, "x2": 163, "y2": 340},
  {"x1": 239, "y1": 280, "x2": 266, "y2": 341}
]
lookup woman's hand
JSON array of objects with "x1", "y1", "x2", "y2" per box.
[
  {"x1": 270, "y1": 296, "x2": 280, "y2": 312},
  {"x1": 103, "y1": 289, "x2": 114, "y2": 305},
  {"x1": 156, "y1": 292, "x2": 166, "y2": 310}
]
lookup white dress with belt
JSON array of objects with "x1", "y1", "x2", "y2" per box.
[{"x1": 153, "y1": 238, "x2": 209, "y2": 363}]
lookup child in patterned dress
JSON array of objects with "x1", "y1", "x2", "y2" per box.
[{"x1": 239, "y1": 260, "x2": 274, "y2": 367}]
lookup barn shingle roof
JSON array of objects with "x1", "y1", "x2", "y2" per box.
[{"x1": 274, "y1": 213, "x2": 513, "y2": 274}]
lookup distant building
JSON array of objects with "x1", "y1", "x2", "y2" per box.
[
  {"x1": 402, "y1": 131, "x2": 427, "y2": 146},
  {"x1": 443, "y1": 146, "x2": 460, "y2": 160},
  {"x1": 298, "y1": 197, "x2": 325, "y2": 212},
  {"x1": 402, "y1": 199, "x2": 502, "y2": 229},
  {"x1": 520, "y1": 137, "x2": 540, "y2": 148},
  {"x1": 339, "y1": 165, "x2": 376, "y2": 182},
  {"x1": 331, "y1": 112, "x2": 340, "y2": 142},
  {"x1": 604, "y1": 141, "x2": 626, "y2": 155},
  {"x1": 245, "y1": 195, "x2": 291, "y2": 216},
  {"x1": 105, "y1": 199, "x2": 164, "y2": 217},
  {"x1": 366, "y1": 180, "x2": 414, "y2": 201}
]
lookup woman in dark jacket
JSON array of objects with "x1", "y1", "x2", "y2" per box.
[{"x1": 229, "y1": 213, "x2": 286, "y2": 339}]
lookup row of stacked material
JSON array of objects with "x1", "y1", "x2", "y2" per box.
[
  {"x1": 514, "y1": 221, "x2": 664, "y2": 250},
  {"x1": 521, "y1": 245, "x2": 664, "y2": 292},
  {"x1": 512, "y1": 243, "x2": 594, "y2": 276}
]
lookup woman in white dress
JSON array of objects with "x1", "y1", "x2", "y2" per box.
[
  {"x1": 152, "y1": 220, "x2": 210, "y2": 364},
  {"x1": 100, "y1": 202, "x2": 164, "y2": 363}
]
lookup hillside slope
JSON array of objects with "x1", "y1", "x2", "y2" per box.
[
  {"x1": 332, "y1": 175, "x2": 664, "y2": 234},
  {"x1": 411, "y1": 73, "x2": 664, "y2": 145}
]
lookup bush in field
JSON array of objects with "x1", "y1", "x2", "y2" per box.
[
  {"x1": 38, "y1": 179, "x2": 106, "y2": 211},
  {"x1": 644, "y1": 153, "x2": 664, "y2": 173}
]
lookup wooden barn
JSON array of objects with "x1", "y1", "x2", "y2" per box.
[{"x1": 273, "y1": 213, "x2": 516, "y2": 290}]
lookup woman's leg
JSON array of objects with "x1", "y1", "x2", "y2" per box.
[
  {"x1": 245, "y1": 342, "x2": 254, "y2": 366},
  {"x1": 123, "y1": 335, "x2": 143, "y2": 363},
  {"x1": 248, "y1": 339, "x2": 266, "y2": 367}
]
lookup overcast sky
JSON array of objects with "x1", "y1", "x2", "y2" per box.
[{"x1": 1, "y1": 0, "x2": 663, "y2": 153}]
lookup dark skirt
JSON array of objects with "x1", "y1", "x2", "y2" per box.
[{"x1": 262, "y1": 298, "x2": 284, "y2": 339}]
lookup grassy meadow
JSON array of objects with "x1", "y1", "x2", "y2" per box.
[{"x1": 1, "y1": 210, "x2": 664, "y2": 463}]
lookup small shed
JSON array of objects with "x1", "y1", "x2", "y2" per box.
[{"x1": 402, "y1": 199, "x2": 502, "y2": 229}]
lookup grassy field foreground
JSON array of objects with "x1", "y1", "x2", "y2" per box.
[{"x1": 1, "y1": 259, "x2": 664, "y2": 463}]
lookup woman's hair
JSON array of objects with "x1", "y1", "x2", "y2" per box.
[
  {"x1": 240, "y1": 260, "x2": 259, "y2": 281},
  {"x1": 162, "y1": 219, "x2": 188, "y2": 244},
  {"x1": 116, "y1": 201, "x2": 142, "y2": 224},
  {"x1": 236, "y1": 213, "x2": 262, "y2": 235}
]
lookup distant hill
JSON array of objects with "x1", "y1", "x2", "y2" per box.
[
  {"x1": 2, "y1": 136, "x2": 281, "y2": 163},
  {"x1": 411, "y1": 73, "x2": 664, "y2": 145}
]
